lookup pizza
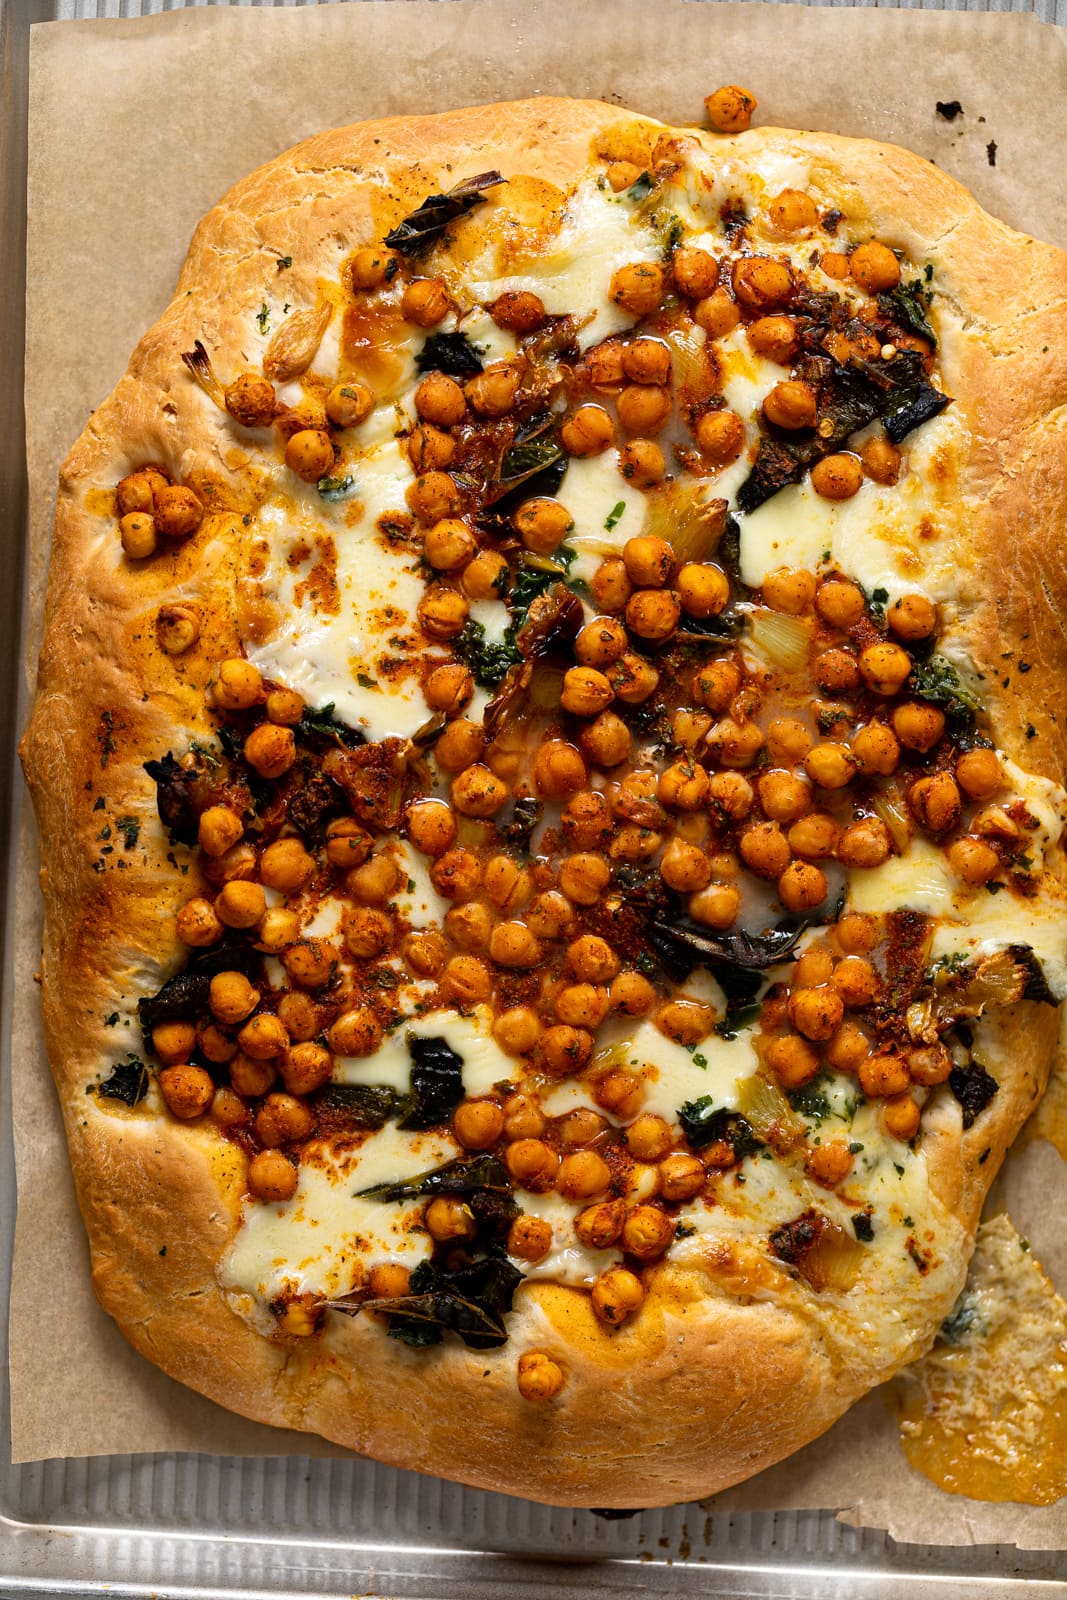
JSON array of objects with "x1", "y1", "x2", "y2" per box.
[{"x1": 20, "y1": 91, "x2": 1067, "y2": 1508}]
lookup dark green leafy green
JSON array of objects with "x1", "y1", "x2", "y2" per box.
[
  {"x1": 316, "y1": 474, "x2": 354, "y2": 502},
  {"x1": 295, "y1": 703, "x2": 366, "y2": 750},
  {"x1": 384, "y1": 1256, "x2": 524, "y2": 1350},
  {"x1": 678, "y1": 1097, "x2": 761, "y2": 1157},
  {"x1": 879, "y1": 280, "x2": 936, "y2": 345},
  {"x1": 383, "y1": 171, "x2": 503, "y2": 257},
  {"x1": 415, "y1": 332, "x2": 485, "y2": 378},
  {"x1": 358, "y1": 1154, "x2": 509, "y2": 1203},
  {"x1": 399, "y1": 1034, "x2": 465, "y2": 1130},
  {"x1": 909, "y1": 655, "x2": 980, "y2": 732},
  {"x1": 948, "y1": 1060, "x2": 998, "y2": 1129},
  {"x1": 852, "y1": 1211, "x2": 875, "y2": 1243},
  {"x1": 138, "y1": 943, "x2": 260, "y2": 1034},
  {"x1": 96, "y1": 1054, "x2": 149, "y2": 1107},
  {"x1": 788, "y1": 1083, "x2": 832, "y2": 1121},
  {"x1": 454, "y1": 620, "x2": 522, "y2": 688},
  {"x1": 143, "y1": 752, "x2": 199, "y2": 845},
  {"x1": 315, "y1": 1083, "x2": 406, "y2": 1129}
]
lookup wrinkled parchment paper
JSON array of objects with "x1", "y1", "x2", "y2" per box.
[{"x1": 14, "y1": 0, "x2": 1067, "y2": 1550}]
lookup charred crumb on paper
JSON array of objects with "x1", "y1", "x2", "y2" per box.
[
  {"x1": 935, "y1": 101, "x2": 964, "y2": 121},
  {"x1": 987, "y1": 141, "x2": 998, "y2": 167}
]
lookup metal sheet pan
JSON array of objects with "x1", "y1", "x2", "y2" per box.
[{"x1": 2, "y1": 0, "x2": 1065, "y2": 1592}]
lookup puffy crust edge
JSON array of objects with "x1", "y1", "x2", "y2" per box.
[{"x1": 20, "y1": 98, "x2": 1067, "y2": 1504}]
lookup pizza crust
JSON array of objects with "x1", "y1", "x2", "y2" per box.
[{"x1": 21, "y1": 98, "x2": 1067, "y2": 1505}]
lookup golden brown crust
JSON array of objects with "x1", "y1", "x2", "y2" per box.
[{"x1": 20, "y1": 98, "x2": 1067, "y2": 1506}]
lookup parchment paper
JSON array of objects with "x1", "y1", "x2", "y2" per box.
[{"x1": 14, "y1": 0, "x2": 1067, "y2": 1550}]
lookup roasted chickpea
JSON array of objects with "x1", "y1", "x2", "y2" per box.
[
  {"x1": 279, "y1": 1042, "x2": 332, "y2": 1097},
  {"x1": 531, "y1": 740, "x2": 587, "y2": 800},
  {"x1": 763, "y1": 1032, "x2": 820, "y2": 1088},
  {"x1": 243, "y1": 723, "x2": 296, "y2": 779},
  {"x1": 706, "y1": 717, "x2": 764, "y2": 769},
  {"x1": 850, "y1": 240, "x2": 901, "y2": 293},
  {"x1": 689, "y1": 882, "x2": 741, "y2": 929},
  {"x1": 609, "y1": 261, "x2": 665, "y2": 317},
  {"x1": 516, "y1": 1351, "x2": 565, "y2": 1402},
  {"x1": 761, "y1": 567, "x2": 816, "y2": 615},
  {"x1": 586, "y1": 339, "x2": 625, "y2": 389},
  {"x1": 693, "y1": 288, "x2": 741, "y2": 338},
  {"x1": 763, "y1": 380, "x2": 817, "y2": 431},
  {"x1": 406, "y1": 422, "x2": 456, "y2": 473},
  {"x1": 811, "y1": 453, "x2": 864, "y2": 500},
  {"x1": 625, "y1": 587, "x2": 681, "y2": 641},
  {"x1": 176, "y1": 896, "x2": 224, "y2": 947},
  {"x1": 507, "y1": 1215, "x2": 553, "y2": 1261},
  {"x1": 452, "y1": 1099, "x2": 506, "y2": 1151},
  {"x1": 260, "y1": 836, "x2": 315, "y2": 892},
  {"x1": 677, "y1": 563, "x2": 730, "y2": 618},
  {"x1": 610, "y1": 971, "x2": 656, "y2": 1016},
  {"x1": 694, "y1": 407, "x2": 745, "y2": 464},
  {"x1": 887, "y1": 593, "x2": 937, "y2": 641},
  {"x1": 321, "y1": 381, "x2": 372, "y2": 431},
  {"x1": 506, "y1": 1138, "x2": 560, "y2": 1192},
  {"x1": 527, "y1": 889, "x2": 576, "y2": 941},
  {"x1": 466, "y1": 360, "x2": 523, "y2": 418},
  {"x1": 851, "y1": 722, "x2": 900, "y2": 777},
  {"x1": 402, "y1": 277, "x2": 452, "y2": 327},
  {"x1": 255, "y1": 908, "x2": 300, "y2": 954},
  {"x1": 402, "y1": 799, "x2": 455, "y2": 860},
  {"x1": 237, "y1": 1012, "x2": 290, "y2": 1062},
  {"x1": 209, "y1": 971, "x2": 260, "y2": 1026},
  {"x1": 201, "y1": 840, "x2": 257, "y2": 887},
  {"x1": 956, "y1": 747, "x2": 1004, "y2": 799},
  {"x1": 758, "y1": 770, "x2": 813, "y2": 824},
  {"x1": 348, "y1": 246, "x2": 399, "y2": 290},
  {"x1": 443, "y1": 902, "x2": 491, "y2": 952},
  {"x1": 430, "y1": 848, "x2": 482, "y2": 903},
  {"x1": 213, "y1": 657, "x2": 264, "y2": 712},
  {"x1": 806, "y1": 1142, "x2": 853, "y2": 1188},
  {"x1": 656, "y1": 999, "x2": 715, "y2": 1046},
  {"x1": 225, "y1": 372, "x2": 277, "y2": 428},
  {"x1": 672, "y1": 245, "x2": 719, "y2": 299},
  {"x1": 422, "y1": 517, "x2": 476, "y2": 573},
  {"x1": 407, "y1": 470, "x2": 462, "y2": 524},
  {"x1": 836, "y1": 817, "x2": 892, "y2": 869},
  {"x1": 575, "y1": 1198, "x2": 627, "y2": 1248},
  {"x1": 788, "y1": 985, "x2": 844, "y2": 1041},
  {"x1": 609, "y1": 652, "x2": 660, "y2": 702},
  {"x1": 557, "y1": 1150, "x2": 612, "y2": 1201},
  {"x1": 658, "y1": 759, "x2": 710, "y2": 811},
  {"x1": 626, "y1": 1113, "x2": 672, "y2": 1163},
  {"x1": 883, "y1": 1094, "x2": 921, "y2": 1141},
  {"x1": 861, "y1": 436, "x2": 902, "y2": 485},
  {"x1": 858, "y1": 1049, "x2": 910, "y2": 1099},
  {"x1": 489, "y1": 289, "x2": 545, "y2": 332},
  {"x1": 339, "y1": 903, "x2": 392, "y2": 960},
  {"x1": 617, "y1": 383, "x2": 672, "y2": 434},
  {"x1": 346, "y1": 853, "x2": 401, "y2": 907},
  {"x1": 434, "y1": 717, "x2": 485, "y2": 774},
  {"x1": 539, "y1": 1024, "x2": 594, "y2": 1075},
  {"x1": 229, "y1": 1051, "x2": 276, "y2": 1098},
  {"x1": 858, "y1": 641, "x2": 912, "y2": 696},
  {"x1": 154, "y1": 484, "x2": 204, "y2": 539},
  {"x1": 417, "y1": 586, "x2": 470, "y2": 642},
  {"x1": 947, "y1": 835, "x2": 1001, "y2": 886},
  {"x1": 151, "y1": 1020, "x2": 196, "y2": 1067},
  {"x1": 907, "y1": 1043, "x2": 953, "y2": 1087},
  {"x1": 804, "y1": 742, "x2": 856, "y2": 790},
  {"x1": 815, "y1": 577, "x2": 866, "y2": 629},
  {"x1": 255, "y1": 1092, "x2": 314, "y2": 1149},
  {"x1": 512, "y1": 496, "x2": 573, "y2": 556},
  {"x1": 591, "y1": 1267, "x2": 645, "y2": 1326},
  {"x1": 695, "y1": 659, "x2": 743, "y2": 713},
  {"x1": 440, "y1": 954, "x2": 493, "y2": 1005},
  {"x1": 660, "y1": 838, "x2": 712, "y2": 893},
  {"x1": 284, "y1": 429, "x2": 334, "y2": 484},
  {"x1": 451, "y1": 763, "x2": 509, "y2": 818},
  {"x1": 423, "y1": 662, "x2": 474, "y2": 716},
  {"x1": 367, "y1": 1263, "x2": 412, "y2": 1301},
  {"x1": 704, "y1": 83, "x2": 757, "y2": 131},
  {"x1": 561, "y1": 666, "x2": 614, "y2": 718},
  {"x1": 739, "y1": 821, "x2": 791, "y2": 879},
  {"x1": 615, "y1": 438, "x2": 664, "y2": 488},
  {"x1": 590, "y1": 557, "x2": 634, "y2": 615},
  {"x1": 489, "y1": 921, "x2": 543, "y2": 969},
  {"x1": 215, "y1": 879, "x2": 267, "y2": 929},
  {"x1": 401, "y1": 930, "x2": 447, "y2": 978},
  {"x1": 560, "y1": 404, "x2": 616, "y2": 457},
  {"x1": 620, "y1": 338, "x2": 670, "y2": 387},
  {"x1": 265, "y1": 688, "x2": 304, "y2": 727},
  {"x1": 767, "y1": 188, "x2": 818, "y2": 234},
  {"x1": 116, "y1": 467, "x2": 163, "y2": 515},
  {"x1": 414, "y1": 371, "x2": 466, "y2": 427},
  {"x1": 247, "y1": 1148, "x2": 299, "y2": 1204},
  {"x1": 892, "y1": 701, "x2": 946, "y2": 753},
  {"x1": 119, "y1": 511, "x2": 157, "y2": 559},
  {"x1": 424, "y1": 1195, "x2": 477, "y2": 1243},
  {"x1": 622, "y1": 1204, "x2": 674, "y2": 1260},
  {"x1": 594, "y1": 1069, "x2": 644, "y2": 1120},
  {"x1": 778, "y1": 860, "x2": 828, "y2": 912},
  {"x1": 459, "y1": 550, "x2": 508, "y2": 602},
  {"x1": 732, "y1": 257, "x2": 792, "y2": 311},
  {"x1": 908, "y1": 771, "x2": 962, "y2": 835}
]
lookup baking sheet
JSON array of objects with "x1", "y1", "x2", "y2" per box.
[{"x1": 13, "y1": 0, "x2": 1067, "y2": 1555}]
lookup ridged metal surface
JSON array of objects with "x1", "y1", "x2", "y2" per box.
[{"x1": 2, "y1": 0, "x2": 1066, "y2": 1592}]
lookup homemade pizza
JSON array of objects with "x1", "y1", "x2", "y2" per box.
[{"x1": 21, "y1": 93, "x2": 1067, "y2": 1506}]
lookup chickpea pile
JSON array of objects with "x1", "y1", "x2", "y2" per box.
[{"x1": 115, "y1": 113, "x2": 1041, "y2": 1377}]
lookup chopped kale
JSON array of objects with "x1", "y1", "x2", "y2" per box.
[
  {"x1": 788, "y1": 1083, "x2": 832, "y2": 1122},
  {"x1": 96, "y1": 1054, "x2": 149, "y2": 1107},
  {"x1": 143, "y1": 752, "x2": 199, "y2": 846},
  {"x1": 948, "y1": 1059, "x2": 999, "y2": 1129},
  {"x1": 852, "y1": 1211, "x2": 875, "y2": 1243},
  {"x1": 314, "y1": 1083, "x2": 405, "y2": 1129},
  {"x1": 384, "y1": 1256, "x2": 524, "y2": 1350},
  {"x1": 736, "y1": 436, "x2": 809, "y2": 514},
  {"x1": 294, "y1": 703, "x2": 366, "y2": 750},
  {"x1": 359, "y1": 1153, "x2": 510, "y2": 1203},
  {"x1": 384, "y1": 171, "x2": 503, "y2": 257},
  {"x1": 116, "y1": 815, "x2": 140, "y2": 850},
  {"x1": 415, "y1": 331, "x2": 485, "y2": 379},
  {"x1": 399, "y1": 1034, "x2": 465, "y2": 1130},
  {"x1": 453, "y1": 620, "x2": 522, "y2": 689},
  {"x1": 678, "y1": 1096, "x2": 761, "y2": 1158},
  {"x1": 909, "y1": 654, "x2": 980, "y2": 732},
  {"x1": 649, "y1": 919, "x2": 810, "y2": 982},
  {"x1": 879, "y1": 280, "x2": 936, "y2": 345},
  {"x1": 316, "y1": 474, "x2": 354, "y2": 502}
]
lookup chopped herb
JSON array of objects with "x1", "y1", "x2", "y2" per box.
[
  {"x1": 677, "y1": 1096, "x2": 760, "y2": 1157},
  {"x1": 104, "y1": 1012, "x2": 119, "y2": 1028},
  {"x1": 453, "y1": 620, "x2": 521, "y2": 689},
  {"x1": 99, "y1": 709, "x2": 117, "y2": 769},
  {"x1": 869, "y1": 585, "x2": 889, "y2": 624},
  {"x1": 935, "y1": 101, "x2": 963, "y2": 121},
  {"x1": 316, "y1": 473, "x2": 354, "y2": 502},
  {"x1": 295, "y1": 702, "x2": 365, "y2": 750},
  {"x1": 356, "y1": 672, "x2": 378, "y2": 689},
  {"x1": 604, "y1": 500, "x2": 626, "y2": 532},
  {"x1": 415, "y1": 331, "x2": 484, "y2": 378},
  {"x1": 690, "y1": 1052, "x2": 708, "y2": 1070},
  {"x1": 96, "y1": 1054, "x2": 149, "y2": 1107},
  {"x1": 116, "y1": 815, "x2": 140, "y2": 850},
  {"x1": 92, "y1": 795, "x2": 105, "y2": 811},
  {"x1": 849, "y1": 1141, "x2": 865, "y2": 1155},
  {"x1": 626, "y1": 171, "x2": 654, "y2": 199},
  {"x1": 256, "y1": 303, "x2": 270, "y2": 334},
  {"x1": 384, "y1": 171, "x2": 503, "y2": 257},
  {"x1": 909, "y1": 654, "x2": 980, "y2": 732},
  {"x1": 788, "y1": 1083, "x2": 832, "y2": 1122},
  {"x1": 852, "y1": 1211, "x2": 875, "y2": 1242},
  {"x1": 987, "y1": 141, "x2": 998, "y2": 168},
  {"x1": 277, "y1": 255, "x2": 292, "y2": 269},
  {"x1": 894, "y1": 1162, "x2": 905, "y2": 1177}
]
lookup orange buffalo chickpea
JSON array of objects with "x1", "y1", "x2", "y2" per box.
[
  {"x1": 659, "y1": 1152, "x2": 706, "y2": 1202},
  {"x1": 623, "y1": 1205, "x2": 674, "y2": 1260},
  {"x1": 883, "y1": 1095, "x2": 922, "y2": 1141},
  {"x1": 255, "y1": 908, "x2": 299, "y2": 956},
  {"x1": 280, "y1": 1043, "x2": 332, "y2": 1097},
  {"x1": 610, "y1": 971, "x2": 657, "y2": 1016},
  {"x1": 199, "y1": 1023, "x2": 238, "y2": 1065},
  {"x1": 466, "y1": 361, "x2": 523, "y2": 418},
  {"x1": 778, "y1": 860, "x2": 828, "y2": 912},
  {"x1": 430, "y1": 848, "x2": 482, "y2": 901},
  {"x1": 261, "y1": 836, "x2": 316, "y2": 892},
  {"x1": 507, "y1": 1215, "x2": 553, "y2": 1262},
  {"x1": 851, "y1": 723, "x2": 901, "y2": 777},
  {"x1": 557, "y1": 1150, "x2": 612, "y2": 1201},
  {"x1": 813, "y1": 648, "x2": 861, "y2": 695},
  {"x1": 660, "y1": 838, "x2": 712, "y2": 893},
  {"x1": 424, "y1": 1196, "x2": 477, "y2": 1243},
  {"x1": 625, "y1": 588, "x2": 681, "y2": 642},
  {"x1": 887, "y1": 593, "x2": 937, "y2": 641},
  {"x1": 418, "y1": 587, "x2": 469, "y2": 641},
  {"x1": 861, "y1": 437, "x2": 902, "y2": 485},
  {"x1": 152, "y1": 1020, "x2": 196, "y2": 1066},
  {"x1": 230, "y1": 1052, "x2": 276, "y2": 1098},
  {"x1": 527, "y1": 889, "x2": 577, "y2": 940},
  {"x1": 704, "y1": 84, "x2": 757, "y2": 133},
  {"x1": 154, "y1": 484, "x2": 204, "y2": 539},
  {"x1": 444, "y1": 902, "x2": 492, "y2": 951},
  {"x1": 406, "y1": 422, "x2": 456, "y2": 473},
  {"x1": 623, "y1": 336, "x2": 672, "y2": 385},
  {"x1": 282, "y1": 937, "x2": 338, "y2": 987},
  {"x1": 623, "y1": 535, "x2": 673, "y2": 588},
  {"x1": 956, "y1": 747, "x2": 1004, "y2": 799},
  {"x1": 575, "y1": 1199, "x2": 627, "y2": 1248},
  {"x1": 677, "y1": 563, "x2": 730, "y2": 618},
  {"x1": 423, "y1": 662, "x2": 474, "y2": 714},
  {"x1": 244, "y1": 723, "x2": 296, "y2": 779},
  {"x1": 907, "y1": 1044, "x2": 953, "y2": 1086},
  {"x1": 401, "y1": 930, "x2": 447, "y2": 979},
  {"x1": 707, "y1": 718, "x2": 764, "y2": 769},
  {"x1": 423, "y1": 518, "x2": 476, "y2": 572},
  {"x1": 591, "y1": 1267, "x2": 645, "y2": 1326},
  {"x1": 341, "y1": 906, "x2": 393, "y2": 960},
  {"x1": 761, "y1": 567, "x2": 816, "y2": 615},
  {"x1": 255, "y1": 1093, "x2": 315, "y2": 1149},
  {"x1": 516, "y1": 1352, "x2": 565, "y2": 1403},
  {"x1": 694, "y1": 288, "x2": 741, "y2": 338},
  {"x1": 689, "y1": 882, "x2": 741, "y2": 928},
  {"x1": 489, "y1": 289, "x2": 545, "y2": 332},
  {"x1": 609, "y1": 652, "x2": 660, "y2": 703},
  {"x1": 767, "y1": 188, "x2": 819, "y2": 234},
  {"x1": 533, "y1": 740, "x2": 587, "y2": 798},
  {"x1": 656, "y1": 999, "x2": 715, "y2": 1046},
  {"x1": 539, "y1": 1024, "x2": 594, "y2": 1074},
  {"x1": 658, "y1": 758, "x2": 710, "y2": 811},
  {"x1": 763, "y1": 380, "x2": 817, "y2": 430},
  {"x1": 619, "y1": 438, "x2": 666, "y2": 487},
  {"x1": 788, "y1": 986, "x2": 844, "y2": 1041},
  {"x1": 561, "y1": 404, "x2": 615, "y2": 456},
  {"x1": 247, "y1": 1149, "x2": 299, "y2": 1204},
  {"x1": 824, "y1": 1021, "x2": 872, "y2": 1074},
  {"x1": 407, "y1": 470, "x2": 462, "y2": 523},
  {"x1": 850, "y1": 241, "x2": 901, "y2": 293},
  {"x1": 453, "y1": 1099, "x2": 506, "y2": 1151},
  {"x1": 892, "y1": 701, "x2": 945, "y2": 752},
  {"x1": 462, "y1": 549, "x2": 509, "y2": 600},
  {"x1": 327, "y1": 1008, "x2": 383, "y2": 1058},
  {"x1": 402, "y1": 277, "x2": 451, "y2": 327},
  {"x1": 580, "y1": 712, "x2": 632, "y2": 769},
  {"x1": 948, "y1": 836, "x2": 1001, "y2": 885},
  {"x1": 367, "y1": 1263, "x2": 412, "y2": 1300},
  {"x1": 209, "y1": 971, "x2": 259, "y2": 1025},
  {"x1": 763, "y1": 1033, "x2": 820, "y2": 1088},
  {"x1": 348, "y1": 245, "x2": 398, "y2": 289},
  {"x1": 758, "y1": 770, "x2": 813, "y2": 823},
  {"x1": 794, "y1": 949, "x2": 833, "y2": 987},
  {"x1": 747, "y1": 314, "x2": 798, "y2": 364},
  {"x1": 324, "y1": 819, "x2": 372, "y2": 872},
  {"x1": 805, "y1": 1142, "x2": 853, "y2": 1188},
  {"x1": 626, "y1": 1113, "x2": 673, "y2": 1163},
  {"x1": 672, "y1": 245, "x2": 719, "y2": 299},
  {"x1": 576, "y1": 620, "x2": 629, "y2": 670},
  {"x1": 739, "y1": 821, "x2": 791, "y2": 879},
  {"x1": 414, "y1": 371, "x2": 466, "y2": 427},
  {"x1": 788, "y1": 813, "x2": 840, "y2": 860},
  {"x1": 832, "y1": 956, "x2": 880, "y2": 1007},
  {"x1": 440, "y1": 954, "x2": 493, "y2": 1005},
  {"x1": 805, "y1": 742, "x2": 856, "y2": 789},
  {"x1": 434, "y1": 717, "x2": 485, "y2": 772},
  {"x1": 561, "y1": 666, "x2": 614, "y2": 717},
  {"x1": 506, "y1": 1138, "x2": 560, "y2": 1192},
  {"x1": 765, "y1": 715, "x2": 811, "y2": 764},
  {"x1": 815, "y1": 579, "x2": 866, "y2": 629},
  {"x1": 156, "y1": 1068, "x2": 212, "y2": 1120},
  {"x1": 237, "y1": 1013, "x2": 290, "y2": 1061},
  {"x1": 587, "y1": 340, "x2": 625, "y2": 389},
  {"x1": 811, "y1": 453, "x2": 863, "y2": 500},
  {"x1": 406, "y1": 799, "x2": 457, "y2": 858},
  {"x1": 284, "y1": 430, "x2": 334, "y2": 484},
  {"x1": 694, "y1": 407, "x2": 745, "y2": 464},
  {"x1": 489, "y1": 922, "x2": 543, "y2": 969},
  {"x1": 618, "y1": 384, "x2": 672, "y2": 434},
  {"x1": 609, "y1": 261, "x2": 665, "y2": 316},
  {"x1": 265, "y1": 688, "x2": 304, "y2": 726},
  {"x1": 325, "y1": 381, "x2": 374, "y2": 429},
  {"x1": 908, "y1": 771, "x2": 962, "y2": 834},
  {"x1": 594, "y1": 1069, "x2": 644, "y2": 1120},
  {"x1": 859, "y1": 1050, "x2": 911, "y2": 1099},
  {"x1": 116, "y1": 466, "x2": 166, "y2": 515},
  {"x1": 858, "y1": 641, "x2": 912, "y2": 695},
  {"x1": 836, "y1": 818, "x2": 892, "y2": 868},
  {"x1": 177, "y1": 896, "x2": 224, "y2": 947},
  {"x1": 451, "y1": 763, "x2": 510, "y2": 817},
  {"x1": 590, "y1": 557, "x2": 634, "y2": 614},
  {"x1": 213, "y1": 657, "x2": 264, "y2": 711},
  {"x1": 732, "y1": 257, "x2": 792, "y2": 310}
]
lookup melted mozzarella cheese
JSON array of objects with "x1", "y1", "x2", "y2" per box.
[
  {"x1": 332, "y1": 1007, "x2": 517, "y2": 1097},
  {"x1": 558, "y1": 451, "x2": 647, "y2": 578},
  {"x1": 467, "y1": 180, "x2": 662, "y2": 349},
  {"x1": 510, "y1": 1191, "x2": 618, "y2": 1285}
]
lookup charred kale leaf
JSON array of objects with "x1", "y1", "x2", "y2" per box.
[
  {"x1": 96, "y1": 1054, "x2": 149, "y2": 1106},
  {"x1": 415, "y1": 331, "x2": 485, "y2": 378},
  {"x1": 295, "y1": 703, "x2": 366, "y2": 750},
  {"x1": 909, "y1": 655, "x2": 980, "y2": 733},
  {"x1": 315, "y1": 1083, "x2": 407, "y2": 1129},
  {"x1": 399, "y1": 1034, "x2": 466, "y2": 1130},
  {"x1": 384, "y1": 171, "x2": 503, "y2": 257},
  {"x1": 138, "y1": 943, "x2": 260, "y2": 1035},
  {"x1": 852, "y1": 1211, "x2": 875, "y2": 1243},
  {"x1": 948, "y1": 1060, "x2": 999, "y2": 1129},
  {"x1": 358, "y1": 1154, "x2": 509, "y2": 1203},
  {"x1": 678, "y1": 1096, "x2": 761, "y2": 1157},
  {"x1": 650, "y1": 918, "x2": 809, "y2": 981},
  {"x1": 879, "y1": 280, "x2": 936, "y2": 345},
  {"x1": 384, "y1": 1256, "x2": 524, "y2": 1350},
  {"x1": 499, "y1": 795, "x2": 543, "y2": 857},
  {"x1": 453, "y1": 621, "x2": 521, "y2": 689}
]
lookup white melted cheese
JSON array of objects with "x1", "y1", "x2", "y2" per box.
[
  {"x1": 245, "y1": 439, "x2": 429, "y2": 740},
  {"x1": 510, "y1": 1191, "x2": 618, "y2": 1286},
  {"x1": 221, "y1": 1124, "x2": 456, "y2": 1304},
  {"x1": 558, "y1": 450, "x2": 647, "y2": 579},
  {"x1": 467, "y1": 179, "x2": 662, "y2": 349},
  {"x1": 332, "y1": 1006, "x2": 516, "y2": 1097}
]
